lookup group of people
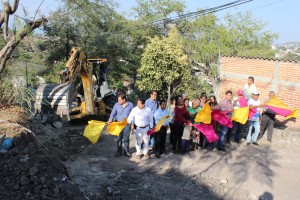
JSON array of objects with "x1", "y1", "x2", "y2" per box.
[{"x1": 108, "y1": 76, "x2": 277, "y2": 159}]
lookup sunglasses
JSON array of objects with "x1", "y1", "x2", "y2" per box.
[{"x1": 253, "y1": 94, "x2": 259, "y2": 96}]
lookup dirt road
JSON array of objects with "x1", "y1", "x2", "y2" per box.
[
  {"x1": 61, "y1": 125, "x2": 300, "y2": 200},
  {"x1": 1, "y1": 119, "x2": 298, "y2": 200}
]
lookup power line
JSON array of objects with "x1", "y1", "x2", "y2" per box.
[
  {"x1": 73, "y1": 0, "x2": 282, "y2": 45},
  {"x1": 117, "y1": 0, "x2": 255, "y2": 33},
  {"x1": 40, "y1": 0, "x2": 284, "y2": 58},
  {"x1": 28, "y1": 0, "x2": 284, "y2": 55},
  {"x1": 66, "y1": 0, "x2": 255, "y2": 41}
]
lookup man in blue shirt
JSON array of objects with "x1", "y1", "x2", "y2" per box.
[
  {"x1": 153, "y1": 99, "x2": 169, "y2": 158},
  {"x1": 108, "y1": 93, "x2": 133, "y2": 157},
  {"x1": 145, "y1": 90, "x2": 158, "y2": 148}
]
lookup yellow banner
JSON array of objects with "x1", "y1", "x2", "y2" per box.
[
  {"x1": 265, "y1": 97, "x2": 298, "y2": 119},
  {"x1": 107, "y1": 118, "x2": 128, "y2": 136},
  {"x1": 83, "y1": 120, "x2": 106, "y2": 144},
  {"x1": 155, "y1": 116, "x2": 170, "y2": 132},
  {"x1": 286, "y1": 109, "x2": 299, "y2": 119},
  {"x1": 231, "y1": 106, "x2": 249, "y2": 124},
  {"x1": 195, "y1": 103, "x2": 211, "y2": 124}
]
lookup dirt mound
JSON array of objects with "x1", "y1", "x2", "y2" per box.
[
  {"x1": 0, "y1": 103, "x2": 31, "y2": 128},
  {"x1": 0, "y1": 132, "x2": 86, "y2": 200},
  {"x1": 0, "y1": 105, "x2": 90, "y2": 200}
]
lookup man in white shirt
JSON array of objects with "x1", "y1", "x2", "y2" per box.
[
  {"x1": 243, "y1": 76, "x2": 257, "y2": 100},
  {"x1": 127, "y1": 98, "x2": 153, "y2": 159},
  {"x1": 246, "y1": 90, "x2": 264, "y2": 146}
]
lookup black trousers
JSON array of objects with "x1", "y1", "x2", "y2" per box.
[
  {"x1": 199, "y1": 132, "x2": 205, "y2": 148},
  {"x1": 169, "y1": 123, "x2": 174, "y2": 145},
  {"x1": 172, "y1": 123, "x2": 184, "y2": 150},
  {"x1": 259, "y1": 112, "x2": 275, "y2": 140},
  {"x1": 155, "y1": 126, "x2": 167, "y2": 154}
]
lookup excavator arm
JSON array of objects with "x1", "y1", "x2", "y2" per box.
[
  {"x1": 35, "y1": 47, "x2": 112, "y2": 120},
  {"x1": 65, "y1": 47, "x2": 95, "y2": 116}
]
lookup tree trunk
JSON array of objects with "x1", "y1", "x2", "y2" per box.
[
  {"x1": 0, "y1": 0, "x2": 20, "y2": 40},
  {"x1": 0, "y1": 17, "x2": 48, "y2": 74},
  {"x1": 167, "y1": 83, "x2": 171, "y2": 112}
]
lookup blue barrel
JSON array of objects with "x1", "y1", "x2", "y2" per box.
[{"x1": 1, "y1": 138, "x2": 14, "y2": 150}]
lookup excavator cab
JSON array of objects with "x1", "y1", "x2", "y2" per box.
[{"x1": 34, "y1": 47, "x2": 116, "y2": 121}]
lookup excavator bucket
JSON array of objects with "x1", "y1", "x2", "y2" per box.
[{"x1": 34, "y1": 83, "x2": 76, "y2": 120}]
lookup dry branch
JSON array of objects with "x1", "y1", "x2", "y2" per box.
[
  {"x1": 0, "y1": 0, "x2": 20, "y2": 40},
  {"x1": 0, "y1": 17, "x2": 48, "y2": 73}
]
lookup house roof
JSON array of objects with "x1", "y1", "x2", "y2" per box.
[{"x1": 222, "y1": 55, "x2": 300, "y2": 63}]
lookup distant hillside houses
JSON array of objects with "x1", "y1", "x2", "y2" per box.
[{"x1": 272, "y1": 41, "x2": 300, "y2": 59}]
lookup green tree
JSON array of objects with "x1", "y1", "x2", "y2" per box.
[
  {"x1": 224, "y1": 12, "x2": 278, "y2": 57},
  {"x1": 185, "y1": 12, "x2": 278, "y2": 95},
  {"x1": 120, "y1": 0, "x2": 187, "y2": 87},
  {"x1": 282, "y1": 52, "x2": 300, "y2": 61},
  {"x1": 41, "y1": 0, "x2": 131, "y2": 83},
  {"x1": 133, "y1": 0, "x2": 186, "y2": 34},
  {"x1": 137, "y1": 26, "x2": 191, "y2": 104}
]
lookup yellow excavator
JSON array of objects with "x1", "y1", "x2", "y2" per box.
[{"x1": 34, "y1": 47, "x2": 116, "y2": 121}]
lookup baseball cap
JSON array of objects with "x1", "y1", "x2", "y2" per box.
[
  {"x1": 237, "y1": 89, "x2": 244, "y2": 95},
  {"x1": 252, "y1": 90, "x2": 260, "y2": 95}
]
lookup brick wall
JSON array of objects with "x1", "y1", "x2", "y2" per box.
[{"x1": 219, "y1": 56, "x2": 300, "y2": 128}]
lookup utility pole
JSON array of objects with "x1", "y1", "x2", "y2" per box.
[
  {"x1": 216, "y1": 35, "x2": 221, "y2": 97},
  {"x1": 66, "y1": 26, "x2": 70, "y2": 61},
  {"x1": 25, "y1": 62, "x2": 28, "y2": 87}
]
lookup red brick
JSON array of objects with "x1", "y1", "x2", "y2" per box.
[{"x1": 220, "y1": 56, "x2": 300, "y2": 128}]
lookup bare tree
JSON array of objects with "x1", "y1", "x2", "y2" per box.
[
  {"x1": 0, "y1": 1, "x2": 48, "y2": 73},
  {"x1": 0, "y1": 0, "x2": 20, "y2": 40}
]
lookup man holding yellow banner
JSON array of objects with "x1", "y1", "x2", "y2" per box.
[
  {"x1": 231, "y1": 89, "x2": 247, "y2": 144},
  {"x1": 153, "y1": 99, "x2": 169, "y2": 158},
  {"x1": 259, "y1": 91, "x2": 276, "y2": 142},
  {"x1": 107, "y1": 93, "x2": 133, "y2": 157}
]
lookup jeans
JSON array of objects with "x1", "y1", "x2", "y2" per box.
[
  {"x1": 149, "y1": 117, "x2": 156, "y2": 147},
  {"x1": 181, "y1": 139, "x2": 190, "y2": 154},
  {"x1": 218, "y1": 125, "x2": 228, "y2": 148},
  {"x1": 246, "y1": 120, "x2": 260, "y2": 143},
  {"x1": 117, "y1": 125, "x2": 131, "y2": 152},
  {"x1": 149, "y1": 135, "x2": 155, "y2": 147},
  {"x1": 225, "y1": 127, "x2": 233, "y2": 144}
]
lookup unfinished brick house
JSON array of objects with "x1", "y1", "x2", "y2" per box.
[{"x1": 219, "y1": 56, "x2": 300, "y2": 128}]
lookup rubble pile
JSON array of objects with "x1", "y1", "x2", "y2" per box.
[
  {"x1": 0, "y1": 103, "x2": 31, "y2": 128},
  {"x1": 0, "y1": 133, "x2": 86, "y2": 199},
  {"x1": 0, "y1": 104, "x2": 88, "y2": 200}
]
